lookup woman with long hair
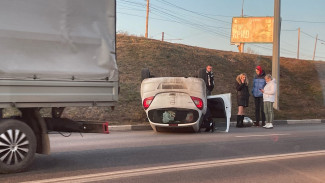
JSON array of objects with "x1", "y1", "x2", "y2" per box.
[{"x1": 235, "y1": 73, "x2": 250, "y2": 127}]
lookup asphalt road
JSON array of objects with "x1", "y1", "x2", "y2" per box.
[{"x1": 1, "y1": 124, "x2": 325, "y2": 183}]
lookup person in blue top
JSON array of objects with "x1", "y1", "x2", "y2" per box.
[{"x1": 251, "y1": 65, "x2": 266, "y2": 127}]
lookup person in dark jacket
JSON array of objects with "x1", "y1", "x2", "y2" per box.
[
  {"x1": 200, "y1": 65, "x2": 215, "y2": 132},
  {"x1": 251, "y1": 65, "x2": 266, "y2": 126},
  {"x1": 235, "y1": 73, "x2": 249, "y2": 128},
  {"x1": 203, "y1": 65, "x2": 214, "y2": 96}
]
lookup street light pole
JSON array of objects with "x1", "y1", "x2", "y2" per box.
[{"x1": 272, "y1": 0, "x2": 281, "y2": 110}]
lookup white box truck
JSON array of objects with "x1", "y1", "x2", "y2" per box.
[{"x1": 0, "y1": 0, "x2": 118, "y2": 173}]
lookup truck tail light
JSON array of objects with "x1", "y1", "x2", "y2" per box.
[
  {"x1": 191, "y1": 96, "x2": 203, "y2": 110},
  {"x1": 143, "y1": 96, "x2": 155, "y2": 110}
]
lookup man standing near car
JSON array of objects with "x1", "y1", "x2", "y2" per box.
[
  {"x1": 203, "y1": 65, "x2": 214, "y2": 96},
  {"x1": 199, "y1": 65, "x2": 214, "y2": 132}
]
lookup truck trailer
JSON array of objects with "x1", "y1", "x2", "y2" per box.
[{"x1": 0, "y1": 0, "x2": 118, "y2": 173}]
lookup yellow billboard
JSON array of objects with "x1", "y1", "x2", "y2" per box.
[{"x1": 231, "y1": 17, "x2": 274, "y2": 43}]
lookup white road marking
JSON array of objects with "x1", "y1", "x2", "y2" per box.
[
  {"x1": 23, "y1": 150, "x2": 325, "y2": 183},
  {"x1": 235, "y1": 133, "x2": 291, "y2": 138}
]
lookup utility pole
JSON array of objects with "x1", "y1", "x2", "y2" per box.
[
  {"x1": 162, "y1": 32, "x2": 164, "y2": 41},
  {"x1": 239, "y1": 0, "x2": 245, "y2": 53},
  {"x1": 241, "y1": 0, "x2": 244, "y2": 17},
  {"x1": 272, "y1": 0, "x2": 281, "y2": 110},
  {"x1": 145, "y1": 0, "x2": 150, "y2": 38},
  {"x1": 297, "y1": 28, "x2": 300, "y2": 59},
  {"x1": 313, "y1": 34, "x2": 318, "y2": 61}
]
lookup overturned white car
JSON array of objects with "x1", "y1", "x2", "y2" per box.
[{"x1": 140, "y1": 72, "x2": 231, "y2": 133}]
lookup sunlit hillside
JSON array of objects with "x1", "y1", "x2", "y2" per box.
[{"x1": 63, "y1": 34, "x2": 325, "y2": 124}]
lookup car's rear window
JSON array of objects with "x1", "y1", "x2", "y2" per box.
[{"x1": 148, "y1": 109, "x2": 199, "y2": 124}]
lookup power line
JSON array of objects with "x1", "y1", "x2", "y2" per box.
[
  {"x1": 118, "y1": 0, "x2": 325, "y2": 43},
  {"x1": 149, "y1": 2, "x2": 231, "y2": 31},
  {"x1": 281, "y1": 40, "x2": 297, "y2": 48},
  {"x1": 117, "y1": 0, "x2": 325, "y2": 60},
  {"x1": 283, "y1": 19, "x2": 325, "y2": 24},
  {"x1": 150, "y1": 10, "x2": 228, "y2": 37},
  {"x1": 150, "y1": 9, "x2": 230, "y2": 31},
  {"x1": 117, "y1": 12, "x2": 145, "y2": 19},
  {"x1": 156, "y1": 0, "x2": 232, "y2": 25},
  {"x1": 118, "y1": 0, "x2": 146, "y2": 8},
  {"x1": 148, "y1": 0, "x2": 232, "y2": 34},
  {"x1": 119, "y1": 0, "x2": 325, "y2": 25},
  {"x1": 282, "y1": 29, "x2": 299, "y2": 31},
  {"x1": 118, "y1": 4, "x2": 144, "y2": 11},
  {"x1": 147, "y1": 4, "x2": 231, "y2": 39},
  {"x1": 118, "y1": 10, "x2": 231, "y2": 40},
  {"x1": 247, "y1": 43, "x2": 304, "y2": 57},
  {"x1": 301, "y1": 31, "x2": 316, "y2": 39},
  {"x1": 300, "y1": 31, "x2": 325, "y2": 43}
]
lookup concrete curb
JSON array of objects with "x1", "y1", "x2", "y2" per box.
[
  {"x1": 108, "y1": 124, "x2": 152, "y2": 131},
  {"x1": 108, "y1": 119, "x2": 325, "y2": 131},
  {"x1": 230, "y1": 119, "x2": 325, "y2": 127}
]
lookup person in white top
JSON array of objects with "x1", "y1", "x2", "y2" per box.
[{"x1": 260, "y1": 74, "x2": 276, "y2": 129}]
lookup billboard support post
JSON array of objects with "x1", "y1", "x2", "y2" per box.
[{"x1": 240, "y1": 0, "x2": 245, "y2": 53}]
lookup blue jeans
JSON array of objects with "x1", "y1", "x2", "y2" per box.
[{"x1": 263, "y1": 101, "x2": 274, "y2": 123}]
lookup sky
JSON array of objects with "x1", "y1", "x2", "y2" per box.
[{"x1": 117, "y1": 0, "x2": 325, "y2": 61}]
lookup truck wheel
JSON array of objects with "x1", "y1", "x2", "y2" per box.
[
  {"x1": 141, "y1": 68, "x2": 150, "y2": 81},
  {"x1": 0, "y1": 119, "x2": 36, "y2": 174}
]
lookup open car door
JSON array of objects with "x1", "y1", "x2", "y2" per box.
[{"x1": 207, "y1": 93, "x2": 231, "y2": 132}]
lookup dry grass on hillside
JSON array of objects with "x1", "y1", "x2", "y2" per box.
[{"x1": 62, "y1": 34, "x2": 325, "y2": 124}]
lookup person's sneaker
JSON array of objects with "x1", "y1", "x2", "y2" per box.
[
  {"x1": 211, "y1": 122, "x2": 216, "y2": 132},
  {"x1": 204, "y1": 127, "x2": 211, "y2": 132},
  {"x1": 263, "y1": 123, "x2": 268, "y2": 128},
  {"x1": 253, "y1": 122, "x2": 259, "y2": 127},
  {"x1": 265, "y1": 123, "x2": 273, "y2": 129}
]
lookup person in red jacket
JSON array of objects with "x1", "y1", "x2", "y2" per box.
[{"x1": 251, "y1": 65, "x2": 266, "y2": 127}]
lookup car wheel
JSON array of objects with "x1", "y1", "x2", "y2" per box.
[
  {"x1": 198, "y1": 117, "x2": 204, "y2": 132},
  {"x1": 193, "y1": 122, "x2": 200, "y2": 133},
  {"x1": 150, "y1": 125, "x2": 160, "y2": 133},
  {"x1": 141, "y1": 68, "x2": 151, "y2": 81},
  {"x1": 198, "y1": 68, "x2": 206, "y2": 80},
  {"x1": 0, "y1": 119, "x2": 36, "y2": 174}
]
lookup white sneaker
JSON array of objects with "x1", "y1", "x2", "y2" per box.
[
  {"x1": 263, "y1": 123, "x2": 268, "y2": 128},
  {"x1": 265, "y1": 123, "x2": 273, "y2": 129}
]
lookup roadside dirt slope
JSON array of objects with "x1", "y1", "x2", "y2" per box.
[{"x1": 61, "y1": 35, "x2": 325, "y2": 124}]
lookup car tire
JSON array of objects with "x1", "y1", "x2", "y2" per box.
[
  {"x1": 193, "y1": 122, "x2": 200, "y2": 133},
  {"x1": 0, "y1": 119, "x2": 37, "y2": 174},
  {"x1": 198, "y1": 68, "x2": 206, "y2": 80},
  {"x1": 151, "y1": 125, "x2": 160, "y2": 133},
  {"x1": 198, "y1": 117, "x2": 204, "y2": 132},
  {"x1": 141, "y1": 68, "x2": 151, "y2": 81}
]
